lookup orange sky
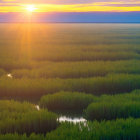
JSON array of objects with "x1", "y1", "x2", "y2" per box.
[{"x1": 0, "y1": 0, "x2": 140, "y2": 12}]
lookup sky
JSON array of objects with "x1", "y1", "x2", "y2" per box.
[
  {"x1": 0, "y1": 0, "x2": 140, "y2": 12},
  {"x1": 0, "y1": 0, "x2": 140, "y2": 22}
]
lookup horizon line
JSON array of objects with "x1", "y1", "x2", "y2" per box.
[{"x1": 0, "y1": 22, "x2": 140, "y2": 24}]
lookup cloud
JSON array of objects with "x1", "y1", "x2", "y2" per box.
[
  {"x1": 1, "y1": 0, "x2": 140, "y2": 12},
  {"x1": 1, "y1": 0, "x2": 140, "y2": 5},
  {"x1": 103, "y1": 4, "x2": 140, "y2": 7}
]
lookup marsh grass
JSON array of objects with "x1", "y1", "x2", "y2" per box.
[
  {"x1": 0, "y1": 74, "x2": 140, "y2": 100},
  {"x1": 85, "y1": 101, "x2": 140, "y2": 121},
  {"x1": 0, "y1": 24, "x2": 140, "y2": 138},
  {"x1": 0, "y1": 100, "x2": 58, "y2": 134},
  {"x1": 11, "y1": 60, "x2": 140, "y2": 79},
  {"x1": 0, "y1": 118, "x2": 140, "y2": 139},
  {"x1": 46, "y1": 118, "x2": 140, "y2": 140},
  {"x1": 85, "y1": 90, "x2": 140, "y2": 120},
  {"x1": 39, "y1": 91, "x2": 95, "y2": 111}
]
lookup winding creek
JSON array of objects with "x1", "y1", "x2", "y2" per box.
[
  {"x1": 7, "y1": 74, "x2": 87, "y2": 124},
  {"x1": 35, "y1": 105, "x2": 87, "y2": 123}
]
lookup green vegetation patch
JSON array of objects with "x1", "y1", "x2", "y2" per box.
[
  {"x1": 11, "y1": 60, "x2": 140, "y2": 79},
  {"x1": 0, "y1": 74, "x2": 140, "y2": 100},
  {"x1": 97, "y1": 89, "x2": 140, "y2": 103},
  {"x1": 84, "y1": 90, "x2": 140, "y2": 120},
  {"x1": 46, "y1": 118, "x2": 140, "y2": 140},
  {"x1": 0, "y1": 100, "x2": 58, "y2": 134},
  {"x1": 1, "y1": 118, "x2": 140, "y2": 140},
  {"x1": 85, "y1": 101, "x2": 140, "y2": 121},
  {"x1": 40, "y1": 91, "x2": 95, "y2": 111},
  {"x1": 0, "y1": 24, "x2": 140, "y2": 139}
]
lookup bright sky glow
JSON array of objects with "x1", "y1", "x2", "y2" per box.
[
  {"x1": 25, "y1": 5, "x2": 37, "y2": 12},
  {"x1": 0, "y1": 0, "x2": 140, "y2": 12}
]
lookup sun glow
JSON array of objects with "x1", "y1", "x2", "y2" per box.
[
  {"x1": 0, "y1": 2, "x2": 140, "y2": 12},
  {"x1": 25, "y1": 5, "x2": 37, "y2": 12}
]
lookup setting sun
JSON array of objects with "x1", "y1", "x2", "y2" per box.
[{"x1": 25, "y1": 5, "x2": 37, "y2": 12}]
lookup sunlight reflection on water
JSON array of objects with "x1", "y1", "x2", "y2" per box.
[
  {"x1": 7, "y1": 73, "x2": 13, "y2": 78},
  {"x1": 35, "y1": 105, "x2": 87, "y2": 124},
  {"x1": 58, "y1": 116, "x2": 87, "y2": 123},
  {"x1": 35, "y1": 105, "x2": 40, "y2": 111}
]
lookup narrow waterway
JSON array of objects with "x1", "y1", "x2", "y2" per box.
[{"x1": 35, "y1": 105, "x2": 87, "y2": 123}]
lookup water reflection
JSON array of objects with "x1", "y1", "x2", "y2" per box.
[
  {"x1": 35, "y1": 105, "x2": 40, "y2": 111},
  {"x1": 58, "y1": 116, "x2": 87, "y2": 123},
  {"x1": 7, "y1": 73, "x2": 13, "y2": 78},
  {"x1": 35, "y1": 105, "x2": 87, "y2": 123}
]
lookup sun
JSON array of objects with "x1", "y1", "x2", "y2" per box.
[{"x1": 26, "y1": 5, "x2": 37, "y2": 12}]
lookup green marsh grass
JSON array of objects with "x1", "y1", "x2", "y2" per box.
[
  {"x1": 1, "y1": 118, "x2": 140, "y2": 140},
  {"x1": 31, "y1": 51, "x2": 140, "y2": 62},
  {"x1": 39, "y1": 90, "x2": 140, "y2": 119},
  {"x1": 0, "y1": 74, "x2": 140, "y2": 100},
  {"x1": 85, "y1": 101, "x2": 140, "y2": 121},
  {"x1": 85, "y1": 90, "x2": 140, "y2": 120},
  {"x1": 0, "y1": 100, "x2": 58, "y2": 134},
  {"x1": 97, "y1": 89, "x2": 140, "y2": 102},
  {"x1": 0, "y1": 24, "x2": 140, "y2": 138},
  {"x1": 46, "y1": 118, "x2": 140, "y2": 140},
  {"x1": 40, "y1": 91, "x2": 95, "y2": 111},
  {"x1": 12, "y1": 60, "x2": 140, "y2": 79}
]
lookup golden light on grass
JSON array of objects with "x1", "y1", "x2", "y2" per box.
[{"x1": 25, "y1": 5, "x2": 37, "y2": 12}]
